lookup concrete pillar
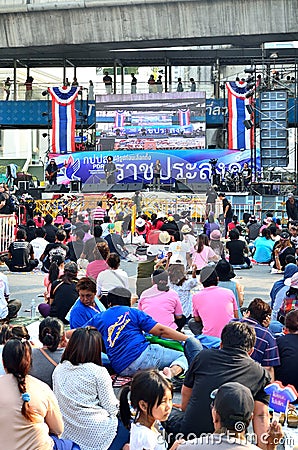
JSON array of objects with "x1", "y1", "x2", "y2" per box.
[
  {"x1": 165, "y1": 62, "x2": 168, "y2": 93},
  {"x1": 63, "y1": 59, "x2": 66, "y2": 85},
  {"x1": 169, "y1": 64, "x2": 172, "y2": 93},
  {"x1": 113, "y1": 61, "x2": 117, "y2": 94}
]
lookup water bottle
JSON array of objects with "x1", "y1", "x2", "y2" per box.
[{"x1": 30, "y1": 299, "x2": 36, "y2": 320}]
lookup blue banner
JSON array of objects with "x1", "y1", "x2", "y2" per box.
[{"x1": 50, "y1": 149, "x2": 259, "y2": 185}]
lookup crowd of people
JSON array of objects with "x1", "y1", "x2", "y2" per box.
[{"x1": 0, "y1": 194, "x2": 297, "y2": 449}]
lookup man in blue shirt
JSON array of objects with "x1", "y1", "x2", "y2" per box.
[{"x1": 84, "y1": 286, "x2": 201, "y2": 377}]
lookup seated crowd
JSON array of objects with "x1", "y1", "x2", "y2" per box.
[{"x1": 0, "y1": 202, "x2": 297, "y2": 450}]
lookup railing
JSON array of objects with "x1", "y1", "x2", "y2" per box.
[{"x1": 0, "y1": 214, "x2": 17, "y2": 254}]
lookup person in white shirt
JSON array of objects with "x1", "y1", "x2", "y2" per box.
[
  {"x1": 0, "y1": 272, "x2": 21, "y2": 322},
  {"x1": 166, "y1": 231, "x2": 192, "y2": 269},
  {"x1": 96, "y1": 253, "x2": 129, "y2": 307},
  {"x1": 30, "y1": 227, "x2": 48, "y2": 267}
]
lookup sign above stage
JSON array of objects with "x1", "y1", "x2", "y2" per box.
[{"x1": 49, "y1": 149, "x2": 258, "y2": 186}]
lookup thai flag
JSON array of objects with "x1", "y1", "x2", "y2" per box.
[
  {"x1": 178, "y1": 109, "x2": 190, "y2": 127},
  {"x1": 48, "y1": 86, "x2": 80, "y2": 154},
  {"x1": 226, "y1": 81, "x2": 253, "y2": 150},
  {"x1": 114, "y1": 110, "x2": 125, "y2": 128}
]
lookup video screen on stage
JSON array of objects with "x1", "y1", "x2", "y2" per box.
[{"x1": 95, "y1": 92, "x2": 206, "y2": 151}]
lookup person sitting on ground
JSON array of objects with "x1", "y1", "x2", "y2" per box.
[
  {"x1": 163, "y1": 322, "x2": 271, "y2": 446},
  {"x1": 25, "y1": 219, "x2": 37, "y2": 242},
  {"x1": 5, "y1": 228, "x2": 38, "y2": 272},
  {"x1": 39, "y1": 262, "x2": 78, "y2": 324},
  {"x1": 96, "y1": 253, "x2": 129, "y2": 307},
  {"x1": 30, "y1": 227, "x2": 48, "y2": 267},
  {"x1": 160, "y1": 216, "x2": 179, "y2": 236},
  {"x1": 43, "y1": 254, "x2": 65, "y2": 304},
  {"x1": 167, "y1": 230, "x2": 192, "y2": 269},
  {"x1": 275, "y1": 309, "x2": 298, "y2": 392},
  {"x1": 86, "y1": 241, "x2": 110, "y2": 281},
  {"x1": 40, "y1": 229, "x2": 69, "y2": 273},
  {"x1": 189, "y1": 266, "x2": 238, "y2": 337},
  {"x1": 216, "y1": 259, "x2": 244, "y2": 315},
  {"x1": 192, "y1": 233, "x2": 219, "y2": 271},
  {"x1": 180, "y1": 224, "x2": 196, "y2": 256},
  {"x1": 139, "y1": 270, "x2": 185, "y2": 331},
  {"x1": 226, "y1": 228, "x2": 252, "y2": 269},
  {"x1": 227, "y1": 215, "x2": 240, "y2": 232},
  {"x1": 33, "y1": 211, "x2": 45, "y2": 228},
  {"x1": 136, "y1": 247, "x2": 160, "y2": 298},
  {"x1": 238, "y1": 298, "x2": 280, "y2": 380},
  {"x1": 0, "y1": 338, "x2": 79, "y2": 450},
  {"x1": 278, "y1": 272, "x2": 298, "y2": 324},
  {"x1": 253, "y1": 228, "x2": 275, "y2": 264},
  {"x1": 209, "y1": 229, "x2": 225, "y2": 259},
  {"x1": 43, "y1": 213, "x2": 58, "y2": 243},
  {"x1": 30, "y1": 317, "x2": 67, "y2": 389},
  {"x1": 272, "y1": 230, "x2": 295, "y2": 272},
  {"x1": 53, "y1": 327, "x2": 130, "y2": 450},
  {"x1": 0, "y1": 270, "x2": 21, "y2": 324},
  {"x1": 271, "y1": 263, "x2": 298, "y2": 322},
  {"x1": 84, "y1": 287, "x2": 201, "y2": 379},
  {"x1": 168, "y1": 263, "x2": 198, "y2": 322},
  {"x1": 105, "y1": 223, "x2": 129, "y2": 259},
  {"x1": 177, "y1": 382, "x2": 282, "y2": 450},
  {"x1": 81, "y1": 224, "x2": 106, "y2": 262},
  {"x1": 67, "y1": 228, "x2": 85, "y2": 262},
  {"x1": 70, "y1": 277, "x2": 105, "y2": 329},
  {"x1": 203, "y1": 212, "x2": 220, "y2": 239},
  {"x1": 0, "y1": 324, "x2": 30, "y2": 375},
  {"x1": 247, "y1": 215, "x2": 261, "y2": 241}
]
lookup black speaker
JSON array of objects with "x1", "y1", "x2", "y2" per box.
[
  {"x1": 175, "y1": 181, "x2": 193, "y2": 193},
  {"x1": 127, "y1": 183, "x2": 144, "y2": 192},
  {"x1": 45, "y1": 184, "x2": 69, "y2": 193},
  {"x1": 82, "y1": 183, "x2": 112, "y2": 193},
  {"x1": 28, "y1": 188, "x2": 44, "y2": 200},
  {"x1": 160, "y1": 184, "x2": 172, "y2": 192},
  {"x1": 70, "y1": 180, "x2": 81, "y2": 193},
  {"x1": 189, "y1": 183, "x2": 208, "y2": 193},
  {"x1": 100, "y1": 138, "x2": 115, "y2": 151}
]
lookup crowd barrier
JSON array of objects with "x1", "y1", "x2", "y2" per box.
[{"x1": 0, "y1": 214, "x2": 17, "y2": 254}]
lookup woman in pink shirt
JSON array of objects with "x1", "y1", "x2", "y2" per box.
[
  {"x1": 86, "y1": 241, "x2": 110, "y2": 281},
  {"x1": 139, "y1": 269, "x2": 185, "y2": 330},
  {"x1": 192, "y1": 233, "x2": 220, "y2": 270}
]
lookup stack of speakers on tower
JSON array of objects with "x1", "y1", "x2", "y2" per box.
[{"x1": 260, "y1": 91, "x2": 288, "y2": 168}]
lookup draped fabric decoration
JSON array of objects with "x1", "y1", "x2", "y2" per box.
[
  {"x1": 178, "y1": 108, "x2": 190, "y2": 127},
  {"x1": 114, "y1": 110, "x2": 126, "y2": 128},
  {"x1": 48, "y1": 86, "x2": 80, "y2": 154},
  {"x1": 226, "y1": 81, "x2": 253, "y2": 151}
]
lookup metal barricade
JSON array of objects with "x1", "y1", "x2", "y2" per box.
[{"x1": 0, "y1": 214, "x2": 17, "y2": 254}]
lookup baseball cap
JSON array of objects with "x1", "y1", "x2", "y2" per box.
[
  {"x1": 181, "y1": 225, "x2": 192, "y2": 234},
  {"x1": 211, "y1": 382, "x2": 254, "y2": 430},
  {"x1": 210, "y1": 230, "x2": 221, "y2": 241},
  {"x1": 108, "y1": 223, "x2": 115, "y2": 231},
  {"x1": 288, "y1": 193, "x2": 294, "y2": 198},
  {"x1": 284, "y1": 272, "x2": 298, "y2": 288},
  {"x1": 147, "y1": 246, "x2": 159, "y2": 257},
  {"x1": 280, "y1": 231, "x2": 290, "y2": 240}
]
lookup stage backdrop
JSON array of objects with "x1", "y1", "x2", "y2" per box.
[{"x1": 49, "y1": 149, "x2": 259, "y2": 185}]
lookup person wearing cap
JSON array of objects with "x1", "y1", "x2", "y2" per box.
[
  {"x1": 216, "y1": 259, "x2": 243, "y2": 314},
  {"x1": 272, "y1": 230, "x2": 295, "y2": 272},
  {"x1": 178, "y1": 382, "x2": 282, "y2": 450},
  {"x1": 286, "y1": 193, "x2": 298, "y2": 223},
  {"x1": 270, "y1": 262, "x2": 298, "y2": 312},
  {"x1": 181, "y1": 224, "x2": 196, "y2": 255},
  {"x1": 105, "y1": 223, "x2": 129, "y2": 259},
  {"x1": 275, "y1": 309, "x2": 298, "y2": 392},
  {"x1": 189, "y1": 266, "x2": 238, "y2": 337},
  {"x1": 210, "y1": 229, "x2": 225, "y2": 259},
  {"x1": 167, "y1": 231, "x2": 192, "y2": 269},
  {"x1": 168, "y1": 263, "x2": 198, "y2": 320},
  {"x1": 253, "y1": 228, "x2": 275, "y2": 264},
  {"x1": 84, "y1": 286, "x2": 201, "y2": 379},
  {"x1": 45, "y1": 159, "x2": 59, "y2": 185},
  {"x1": 237, "y1": 298, "x2": 280, "y2": 380},
  {"x1": 160, "y1": 216, "x2": 179, "y2": 236},
  {"x1": 164, "y1": 322, "x2": 271, "y2": 446},
  {"x1": 278, "y1": 272, "x2": 298, "y2": 322}
]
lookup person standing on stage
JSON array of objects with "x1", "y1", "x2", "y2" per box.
[
  {"x1": 241, "y1": 162, "x2": 252, "y2": 192},
  {"x1": 45, "y1": 159, "x2": 59, "y2": 185},
  {"x1": 103, "y1": 71, "x2": 113, "y2": 94},
  {"x1": 131, "y1": 73, "x2": 137, "y2": 94},
  {"x1": 104, "y1": 156, "x2": 117, "y2": 185},
  {"x1": 205, "y1": 185, "x2": 217, "y2": 218},
  {"x1": 218, "y1": 192, "x2": 233, "y2": 237},
  {"x1": 153, "y1": 159, "x2": 162, "y2": 190}
]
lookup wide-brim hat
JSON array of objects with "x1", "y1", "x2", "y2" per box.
[
  {"x1": 181, "y1": 225, "x2": 192, "y2": 234},
  {"x1": 159, "y1": 231, "x2": 171, "y2": 244},
  {"x1": 210, "y1": 230, "x2": 221, "y2": 241}
]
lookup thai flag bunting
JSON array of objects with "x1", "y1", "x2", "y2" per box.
[
  {"x1": 178, "y1": 109, "x2": 190, "y2": 127},
  {"x1": 48, "y1": 86, "x2": 80, "y2": 154},
  {"x1": 226, "y1": 81, "x2": 253, "y2": 151},
  {"x1": 114, "y1": 110, "x2": 125, "y2": 128}
]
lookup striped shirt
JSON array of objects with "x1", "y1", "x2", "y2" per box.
[
  {"x1": 240, "y1": 317, "x2": 280, "y2": 367},
  {"x1": 92, "y1": 206, "x2": 106, "y2": 220}
]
